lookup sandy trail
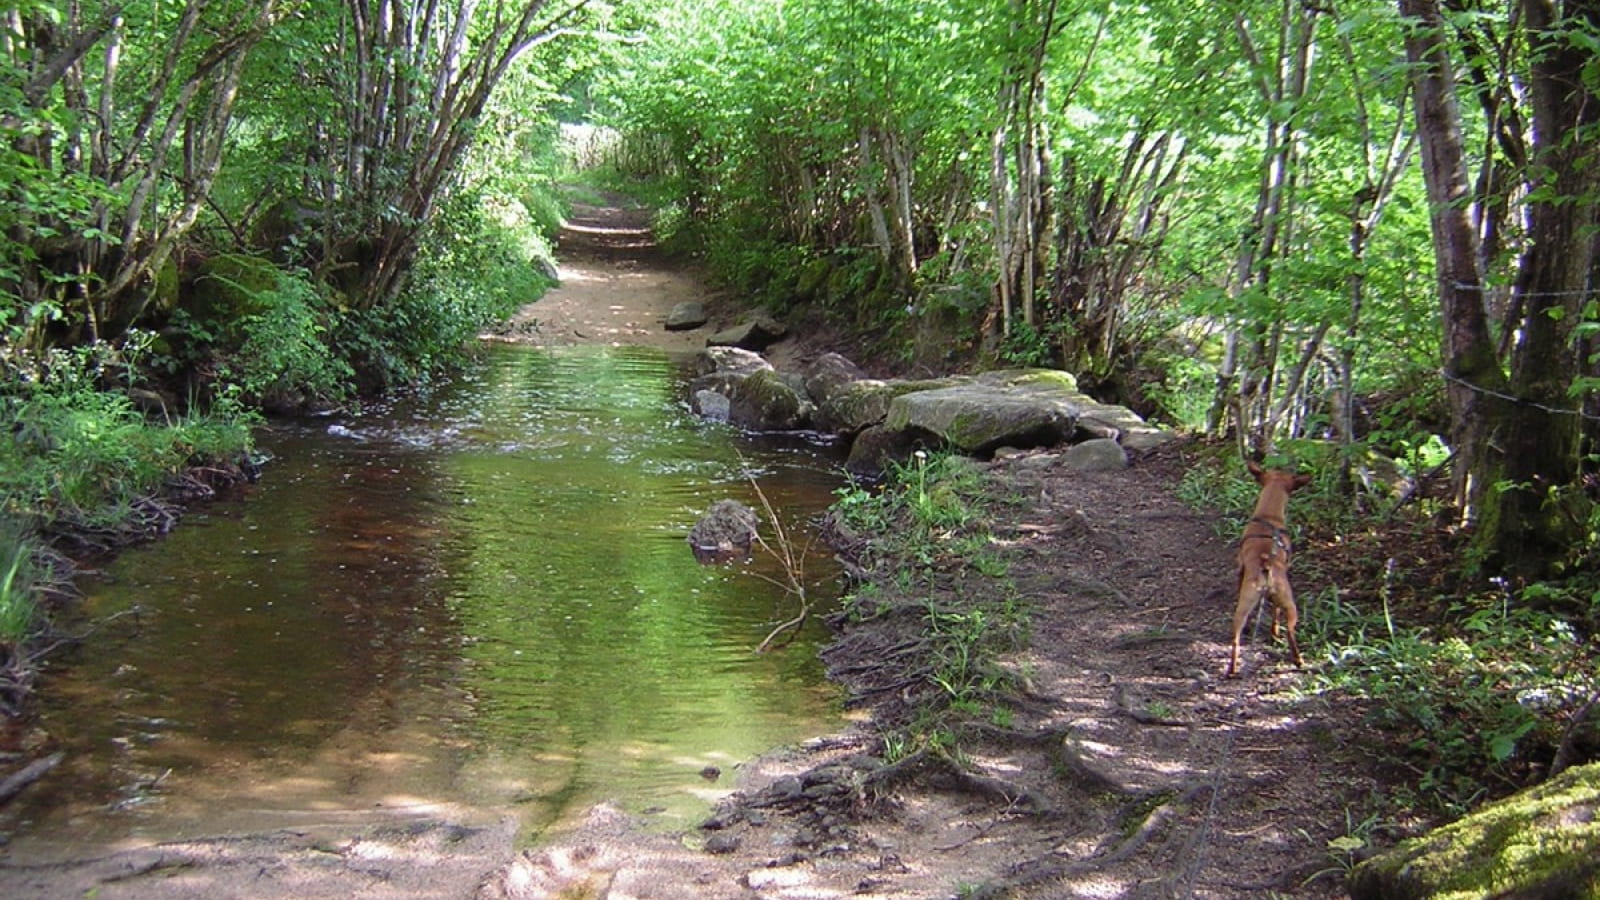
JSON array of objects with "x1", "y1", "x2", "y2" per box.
[{"x1": 487, "y1": 201, "x2": 725, "y2": 355}]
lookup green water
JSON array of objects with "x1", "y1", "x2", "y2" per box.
[{"x1": 1, "y1": 344, "x2": 846, "y2": 859}]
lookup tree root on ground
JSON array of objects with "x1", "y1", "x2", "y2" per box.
[{"x1": 959, "y1": 781, "x2": 1218, "y2": 900}]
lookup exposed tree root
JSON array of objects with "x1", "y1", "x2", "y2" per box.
[{"x1": 0, "y1": 751, "x2": 64, "y2": 806}]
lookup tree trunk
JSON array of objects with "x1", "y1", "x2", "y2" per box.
[
  {"x1": 1465, "y1": 0, "x2": 1600, "y2": 577},
  {"x1": 1399, "y1": 0, "x2": 1505, "y2": 518}
]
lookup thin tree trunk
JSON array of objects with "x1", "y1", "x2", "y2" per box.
[{"x1": 1398, "y1": 0, "x2": 1503, "y2": 517}]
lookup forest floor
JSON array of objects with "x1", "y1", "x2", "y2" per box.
[{"x1": 0, "y1": 197, "x2": 1424, "y2": 898}]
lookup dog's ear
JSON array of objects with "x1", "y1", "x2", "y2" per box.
[
  {"x1": 1246, "y1": 460, "x2": 1265, "y2": 481},
  {"x1": 1292, "y1": 473, "x2": 1312, "y2": 491}
]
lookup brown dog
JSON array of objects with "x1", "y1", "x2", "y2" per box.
[{"x1": 1228, "y1": 461, "x2": 1312, "y2": 677}]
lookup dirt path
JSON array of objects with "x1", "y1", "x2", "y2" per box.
[
  {"x1": 486, "y1": 199, "x2": 743, "y2": 357},
  {"x1": 0, "y1": 201, "x2": 1396, "y2": 898}
]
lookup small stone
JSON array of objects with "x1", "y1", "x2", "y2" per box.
[
  {"x1": 1064, "y1": 437, "x2": 1128, "y2": 471},
  {"x1": 703, "y1": 832, "x2": 741, "y2": 855},
  {"x1": 692, "y1": 389, "x2": 731, "y2": 422},
  {"x1": 665, "y1": 301, "x2": 709, "y2": 331}
]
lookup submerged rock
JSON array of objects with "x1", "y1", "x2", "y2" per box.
[
  {"x1": 691, "y1": 389, "x2": 731, "y2": 422},
  {"x1": 688, "y1": 499, "x2": 761, "y2": 563}
]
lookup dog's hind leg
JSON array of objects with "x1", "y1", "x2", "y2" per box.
[
  {"x1": 1269, "y1": 570, "x2": 1302, "y2": 667},
  {"x1": 1228, "y1": 571, "x2": 1261, "y2": 678}
]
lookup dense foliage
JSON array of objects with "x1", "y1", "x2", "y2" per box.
[{"x1": 592, "y1": 0, "x2": 1600, "y2": 580}]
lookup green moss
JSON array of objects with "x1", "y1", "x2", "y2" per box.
[
  {"x1": 1349, "y1": 762, "x2": 1600, "y2": 900},
  {"x1": 149, "y1": 257, "x2": 180, "y2": 316},
  {"x1": 187, "y1": 253, "x2": 280, "y2": 325},
  {"x1": 794, "y1": 257, "x2": 834, "y2": 302},
  {"x1": 996, "y1": 368, "x2": 1079, "y2": 392}
]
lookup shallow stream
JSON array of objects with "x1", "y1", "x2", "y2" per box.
[{"x1": 2, "y1": 344, "x2": 847, "y2": 861}]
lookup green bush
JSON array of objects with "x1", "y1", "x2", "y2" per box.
[
  {"x1": 221, "y1": 268, "x2": 353, "y2": 405},
  {"x1": 338, "y1": 185, "x2": 558, "y2": 388}
]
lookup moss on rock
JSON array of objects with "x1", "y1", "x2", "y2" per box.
[{"x1": 1348, "y1": 762, "x2": 1600, "y2": 900}]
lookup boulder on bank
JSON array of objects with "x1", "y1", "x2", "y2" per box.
[
  {"x1": 885, "y1": 374, "x2": 1078, "y2": 457},
  {"x1": 1348, "y1": 761, "x2": 1600, "y2": 900},
  {"x1": 664, "y1": 301, "x2": 709, "y2": 331},
  {"x1": 688, "y1": 499, "x2": 761, "y2": 563},
  {"x1": 688, "y1": 346, "x2": 773, "y2": 398},
  {"x1": 729, "y1": 369, "x2": 813, "y2": 432},
  {"x1": 708, "y1": 312, "x2": 788, "y2": 351},
  {"x1": 1064, "y1": 438, "x2": 1128, "y2": 471},
  {"x1": 684, "y1": 346, "x2": 1172, "y2": 469},
  {"x1": 816, "y1": 376, "x2": 970, "y2": 435},
  {"x1": 691, "y1": 346, "x2": 772, "y2": 379},
  {"x1": 845, "y1": 425, "x2": 927, "y2": 476},
  {"x1": 803, "y1": 353, "x2": 868, "y2": 409}
]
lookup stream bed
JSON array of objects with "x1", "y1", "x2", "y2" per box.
[{"x1": 2, "y1": 343, "x2": 848, "y2": 862}]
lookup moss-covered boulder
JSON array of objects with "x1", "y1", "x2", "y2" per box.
[
  {"x1": 728, "y1": 368, "x2": 812, "y2": 432},
  {"x1": 1348, "y1": 762, "x2": 1600, "y2": 900},
  {"x1": 817, "y1": 376, "x2": 971, "y2": 436},
  {"x1": 883, "y1": 371, "x2": 1076, "y2": 456}
]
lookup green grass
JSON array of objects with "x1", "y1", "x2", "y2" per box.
[
  {"x1": 1, "y1": 344, "x2": 256, "y2": 531},
  {"x1": 833, "y1": 450, "x2": 1030, "y2": 755},
  {"x1": 0, "y1": 528, "x2": 39, "y2": 644}
]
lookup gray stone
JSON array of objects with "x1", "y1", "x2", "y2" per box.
[
  {"x1": 1064, "y1": 438, "x2": 1128, "y2": 471},
  {"x1": 707, "y1": 312, "x2": 788, "y2": 351},
  {"x1": 844, "y1": 425, "x2": 923, "y2": 476},
  {"x1": 886, "y1": 382, "x2": 1077, "y2": 455},
  {"x1": 664, "y1": 300, "x2": 709, "y2": 331},
  {"x1": 868, "y1": 368, "x2": 1170, "y2": 458},
  {"x1": 692, "y1": 389, "x2": 731, "y2": 422},
  {"x1": 817, "y1": 376, "x2": 968, "y2": 435},
  {"x1": 802, "y1": 352, "x2": 867, "y2": 407},
  {"x1": 703, "y1": 832, "x2": 741, "y2": 855},
  {"x1": 690, "y1": 346, "x2": 771, "y2": 379}
]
